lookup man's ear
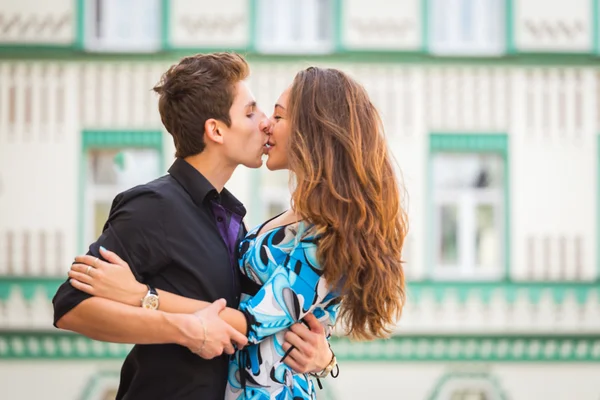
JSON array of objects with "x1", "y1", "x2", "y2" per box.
[{"x1": 204, "y1": 118, "x2": 224, "y2": 145}]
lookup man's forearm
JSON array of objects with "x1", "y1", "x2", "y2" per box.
[{"x1": 56, "y1": 297, "x2": 191, "y2": 346}]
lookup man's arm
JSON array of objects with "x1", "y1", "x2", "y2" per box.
[
  {"x1": 57, "y1": 296, "x2": 193, "y2": 344},
  {"x1": 52, "y1": 188, "x2": 246, "y2": 357}
]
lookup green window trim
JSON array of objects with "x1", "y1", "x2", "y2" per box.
[
  {"x1": 77, "y1": 130, "x2": 165, "y2": 253},
  {"x1": 1, "y1": 331, "x2": 599, "y2": 362},
  {"x1": 427, "y1": 133, "x2": 510, "y2": 280}
]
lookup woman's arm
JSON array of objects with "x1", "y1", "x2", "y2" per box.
[{"x1": 70, "y1": 248, "x2": 249, "y2": 333}]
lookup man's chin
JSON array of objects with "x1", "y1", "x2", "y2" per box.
[{"x1": 242, "y1": 158, "x2": 263, "y2": 169}]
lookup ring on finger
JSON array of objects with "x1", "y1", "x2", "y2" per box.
[{"x1": 86, "y1": 266, "x2": 92, "y2": 276}]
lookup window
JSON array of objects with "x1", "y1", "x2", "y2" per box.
[
  {"x1": 428, "y1": 0, "x2": 505, "y2": 56},
  {"x1": 429, "y1": 134, "x2": 508, "y2": 280},
  {"x1": 80, "y1": 131, "x2": 163, "y2": 251},
  {"x1": 433, "y1": 375, "x2": 504, "y2": 400},
  {"x1": 256, "y1": 0, "x2": 334, "y2": 54},
  {"x1": 85, "y1": 0, "x2": 161, "y2": 52}
]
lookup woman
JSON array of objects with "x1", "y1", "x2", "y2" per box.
[{"x1": 69, "y1": 67, "x2": 408, "y2": 399}]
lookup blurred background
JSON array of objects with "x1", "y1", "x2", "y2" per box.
[{"x1": 0, "y1": 0, "x2": 599, "y2": 399}]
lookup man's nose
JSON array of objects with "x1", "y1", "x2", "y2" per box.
[{"x1": 259, "y1": 114, "x2": 272, "y2": 134}]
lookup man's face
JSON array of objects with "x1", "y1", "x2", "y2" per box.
[{"x1": 219, "y1": 81, "x2": 270, "y2": 169}]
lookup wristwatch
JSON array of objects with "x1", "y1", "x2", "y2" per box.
[{"x1": 141, "y1": 285, "x2": 159, "y2": 310}]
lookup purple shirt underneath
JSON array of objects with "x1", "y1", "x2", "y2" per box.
[{"x1": 211, "y1": 200, "x2": 243, "y2": 268}]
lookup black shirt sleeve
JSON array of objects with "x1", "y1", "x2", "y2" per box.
[{"x1": 52, "y1": 187, "x2": 171, "y2": 326}]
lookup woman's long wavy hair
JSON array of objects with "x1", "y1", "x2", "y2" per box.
[{"x1": 287, "y1": 67, "x2": 408, "y2": 340}]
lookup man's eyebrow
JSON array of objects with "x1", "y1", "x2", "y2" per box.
[{"x1": 245, "y1": 101, "x2": 257, "y2": 108}]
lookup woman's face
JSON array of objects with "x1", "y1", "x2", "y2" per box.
[{"x1": 265, "y1": 87, "x2": 291, "y2": 171}]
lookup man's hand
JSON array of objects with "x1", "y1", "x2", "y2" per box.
[
  {"x1": 178, "y1": 299, "x2": 248, "y2": 359},
  {"x1": 282, "y1": 313, "x2": 333, "y2": 373}
]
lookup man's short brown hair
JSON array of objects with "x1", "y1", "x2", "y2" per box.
[{"x1": 153, "y1": 52, "x2": 250, "y2": 158}]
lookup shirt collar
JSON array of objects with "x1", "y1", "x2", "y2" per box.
[{"x1": 168, "y1": 158, "x2": 246, "y2": 217}]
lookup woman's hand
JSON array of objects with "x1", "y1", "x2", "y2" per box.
[
  {"x1": 69, "y1": 246, "x2": 147, "y2": 307},
  {"x1": 282, "y1": 313, "x2": 334, "y2": 374}
]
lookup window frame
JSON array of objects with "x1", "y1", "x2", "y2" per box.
[
  {"x1": 82, "y1": 0, "x2": 163, "y2": 53},
  {"x1": 428, "y1": 133, "x2": 510, "y2": 281},
  {"x1": 78, "y1": 130, "x2": 164, "y2": 252}
]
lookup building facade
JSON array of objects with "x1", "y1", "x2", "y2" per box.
[{"x1": 1, "y1": 0, "x2": 599, "y2": 399}]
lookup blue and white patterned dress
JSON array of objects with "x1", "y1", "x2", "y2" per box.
[{"x1": 225, "y1": 218, "x2": 341, "y2": 400}]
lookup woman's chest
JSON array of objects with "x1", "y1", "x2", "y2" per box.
[{"x1": 238, "y1": 224, "x2": 299, "y2": 284}]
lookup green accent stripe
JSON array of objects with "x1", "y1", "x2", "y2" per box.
[
  {"x1": 594, "y1": 0, "x2": 599, "y2": 54},
  {"x1": 506, "y1": 0, "x2": 515, "y2": 54},
  {"x1": 75, "y1": 0, "x2": 85, "y2": 49},
  {"x1": 161, "y1": 0, "x2": 170, "y2": 50},
  {"x1": 248, "y1": 0, "x2": 258, "y2": 52},
  {"x1": 421, "y1": 0, "x2": 429, "y2": 53},
  {"x1": 429, "y1": 133, "x2": 508, "y2": 153},
  {"x1": 334, "y1": 0, "x2": 344, "y2": 52},
  {"x1": 1, "y1": 332, "x2": 599, "y2": 362},
  {"x1": 82, "y1": 130, "x2": 163, "y2": 149}
]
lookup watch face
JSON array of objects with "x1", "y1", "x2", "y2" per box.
[{"x1": 142, "y1": 295, "x2": 159, "y2": 310}]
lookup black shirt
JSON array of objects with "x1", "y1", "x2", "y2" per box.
[{"x1": 52, "y1": 158, "x2": 246, "y2": 400}]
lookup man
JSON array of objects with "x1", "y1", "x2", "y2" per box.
[{"x1": 53, "y1": 53, "x2": 333, "y2": 400}]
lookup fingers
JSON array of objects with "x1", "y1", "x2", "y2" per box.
[
  {"x1": 284, "y1": 330, "x2": 313, "y2": 357},
  {"x1": 290, "y1": 322, "x2": 315, "y2": 342},
  {"x1": 223, "y1": 343, "x2": 235, "y2": 355},
  {"x1": 281, "y1": 342, "x2": 309, "y2": 373},
  {"x1": 69, "y1": 278, "x2": 95, "y2": 295},
  {"x1": 303, "y1": 313, "x2": 324, "y2": 333},
  {"x1": 205, "y1": 298, "x2": 227, "y2": 314},
  {"x1": 74, "y1": 255, "x2": 108, "y2": 270},
  {"x1": 99, "y1": 246, "x2": 128, "y2": 267},
  {"x1": 228, "y1": 326, "x2": 248, "y2": 348},
  {"x1": 68, "y1": 270, "x2": 94, "y2": 285}
]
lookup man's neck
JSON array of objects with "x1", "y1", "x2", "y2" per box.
[{"x1": 184, "y1": 151, "x2": 237, "y2": 192}]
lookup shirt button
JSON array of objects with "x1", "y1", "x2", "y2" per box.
[{"x1": 217, "y1": 217, "x2": 224, "y2": 222}]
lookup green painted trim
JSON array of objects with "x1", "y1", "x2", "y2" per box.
[
  {"x1": 422, "y1": 0, "x2": 429, "y2": 53},
  {"x1": 333, "y1": 0, "x2": 344, "y2": 53},
  {"x1": 428, "y1": 133, "x2": 510, "y2": 279},
  {"x1": 331, "y1": 335, "x2": 600, "y2": 363},
  {"x1": 1, "y1": 277, "x2": 598, "y2": 305},
  {"x1": 1, "y1": 331, "x2": 599, "y2": 362},
  {"x1": 2, "y1": 49, "x2": 600, "y2": 64},
  {"x1": 247, "y1": 0, "x2": 258, "y2": 53},
  {"x1": 80, "y1": 370, "x2": 121, "y2": 400},
  {"x1": 75, "y1": 0, "x2": 85, "y2": 50},
  {"x1": 77, "y1": 130, "x2": 164, "y2": 252},
  {"x1": 506, "y1": 0, "x2": 515, "y2": 54},
  {"x1": 0, "y1": 332, "x2": 132, "y2": 359},
  {"x1": 428, "y1": 372, "x2": 507, "y2": 400},
  {"x1": 594, "y1": 0, "x2": 600, "y2": 55},
  {"x1": 161, "y1": 0, "x2": 171, "y2": 50},
  {"x1": 81, "y1": 130, "x2": 164, "y2": 150}
]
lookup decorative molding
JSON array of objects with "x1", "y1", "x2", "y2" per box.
[
  {"x1": 349, "y1": 19, "x2": 415, "y2": 38},
  {"x1": 332, "y1": 335, "x2": 600, "y2": 362},
  {"x1": 523, "y1": 20, "x2": 586, "y2": 41},
  {"x1": 0, "y1": 14, "x2": 71, "y2": 37},
  {"x1": 1, "y1": 331, "x2": 599, "y2": 362},
  {"x1": 179, "y1": 16, "x2": 245, "y2": 36}
]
